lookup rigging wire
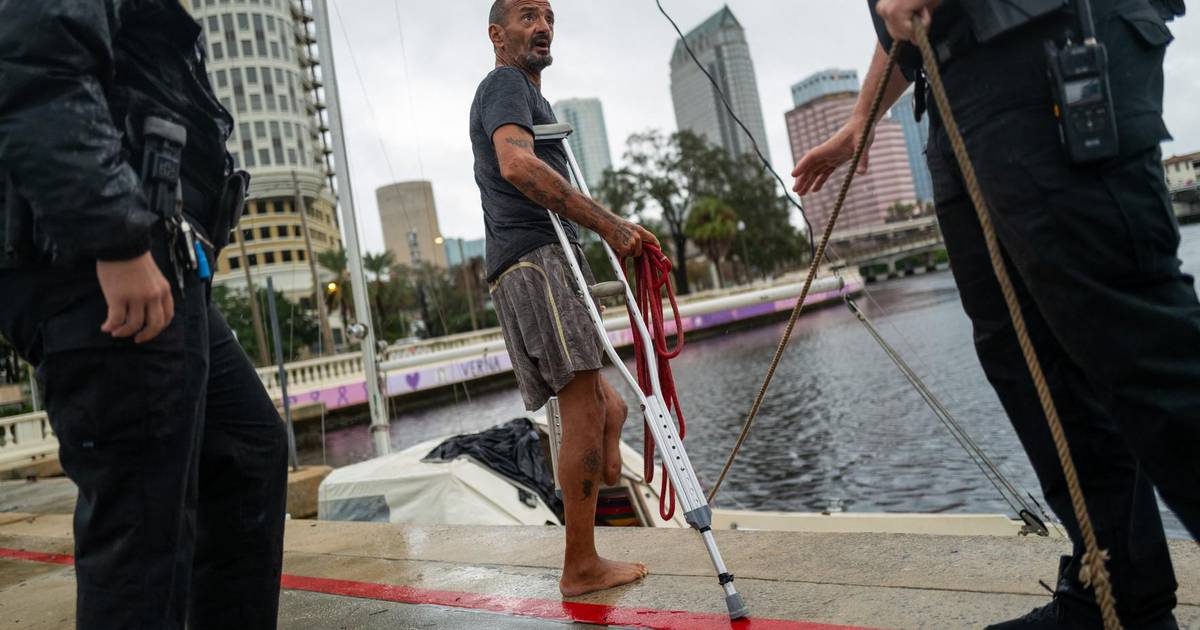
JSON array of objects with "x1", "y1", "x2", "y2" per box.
[{"x1": 654, "y1": 0, "x2": 1049, "y2": 524}]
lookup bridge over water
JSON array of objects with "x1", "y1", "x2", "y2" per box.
[{"x1": 827, "y1": 217, "x2": 947, "y2": 281}]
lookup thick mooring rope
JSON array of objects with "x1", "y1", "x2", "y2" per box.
[
  {"x1": 706, "y1": 43, "x2": 904, "y2": 503},
  {"x1": 910, "y1": 19, "x2": 1120, "y2": 629}
]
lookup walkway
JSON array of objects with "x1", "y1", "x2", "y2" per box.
[{"x1": 1, "y1": 513, "x2": 1196, "y2": 629}]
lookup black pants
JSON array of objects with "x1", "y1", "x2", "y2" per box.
[
  {"x1": 926, "y1": 9, "x2": 1200, "y2": 625},
  {"x1": 0, "y1": 247, "x2": 287, "y2": 628}
]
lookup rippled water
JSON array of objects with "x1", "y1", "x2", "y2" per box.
[{"x1": 302, "y1": 224, "x2": 1200, "y2": 539}]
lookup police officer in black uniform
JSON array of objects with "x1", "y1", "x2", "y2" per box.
[
  {"x1": 794, "y1": 0, "x2": 1196, "y2": 628},
  {"x1": 0, "y1": 2, "x2": 287, "y2": 628}
]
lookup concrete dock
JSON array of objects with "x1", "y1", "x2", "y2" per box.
[{"x1": 1, "y1": 509, "x2": 1196, "y2": 629}]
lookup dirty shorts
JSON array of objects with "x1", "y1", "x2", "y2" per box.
[{"x1": 490, "y1": 243, "x2": 605, "y2": 411}]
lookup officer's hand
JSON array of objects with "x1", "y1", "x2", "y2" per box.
[
  {"x1": 876, "y1": 0, "x2": 941, "y2": 42},
  {"x1": 792, "y1": 116, "x2": 874, "y2": 195},
  {"x1": 97, "y1": 252, "x2": 176, "y2": 344}
]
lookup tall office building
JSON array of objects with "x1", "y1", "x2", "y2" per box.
[
  {"x1": 785, "y1": 69, "x2": 917, "y2": 236},
  {"x1": 377, "y1": 181, "x2": 449, "y2": 270},
  {"x1": 186, "y1": 0, "x2": 344, "y2": 303},
  {"x1": 890, "y1": 90, "x2": 934, "y2": 204},
  {"x1": 669, "y1": 6, "x2": 770, "y2": 161},
  {"x1": 552, "y1": 98, "x2": 613, "y2": 190}
]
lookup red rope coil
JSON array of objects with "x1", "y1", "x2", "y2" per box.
[{"x1": 623, "y1": 244, "x2": 686, "y2": 521}]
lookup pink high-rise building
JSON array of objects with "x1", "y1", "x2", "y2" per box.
[{"x1": 785, "y1": 70, "x2": 918, "y2": 237}]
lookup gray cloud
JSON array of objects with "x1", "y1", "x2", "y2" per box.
[{"x1": 324, "y1": 1, "x2": 1199, "y2": 254}]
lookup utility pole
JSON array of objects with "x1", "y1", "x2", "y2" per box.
[
  {"x1": 237, "y1": 222, "x2": 271, "y2": 366},
  {"x1": 457, "y1": 239, "x2": 479, "y2": 331},
  {"x1": 293, "y1": 170, "x2": 336, "y2": 354}
]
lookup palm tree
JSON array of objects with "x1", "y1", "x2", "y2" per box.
[
  {"x1": 317, "y1": 247, "x2": 351, "y2": 342},
  {"x1": 363, "y1": 251, "x2": 396, "y2": 340},
  {"x1": 685, "y1": 197, "x2": 739, "y2": 289}
]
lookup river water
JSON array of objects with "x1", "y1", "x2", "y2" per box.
[{"x1": 302, "y1": 224, "x2": 1200, "y2": 540}]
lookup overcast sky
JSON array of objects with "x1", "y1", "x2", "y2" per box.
[{"x1": 322, "y1": 1, "x2": 1200, "y2": 254}]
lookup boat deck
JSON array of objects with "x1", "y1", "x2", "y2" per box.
[{"x1": 1, "y1": 512, "x2": 1197, "y2": 629}]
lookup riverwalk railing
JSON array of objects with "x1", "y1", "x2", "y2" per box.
[
  {"x1": 0, "y1": 411, "x2": 56, "y2": 472},
  {"x1": 261, "y1": 275, "x2": 858, "y2": 410}
]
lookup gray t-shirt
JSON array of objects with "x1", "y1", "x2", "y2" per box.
[{"x1": 470, "y1": 66, "x2": 578, "y2": 282}]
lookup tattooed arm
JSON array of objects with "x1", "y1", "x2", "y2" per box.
[{"x1": 493, "y1": 124, "x2": 658, "y2": 258}]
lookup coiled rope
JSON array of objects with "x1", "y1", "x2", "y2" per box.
[{"x1": 625, "y1": 243, "x2": 686, "y2": 520}]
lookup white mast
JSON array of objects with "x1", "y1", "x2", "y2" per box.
[{"x1": 310, "y1": 0, "x2": 391, "y2": 456}]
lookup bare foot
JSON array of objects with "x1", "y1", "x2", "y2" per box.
[
  {"x1": 603, "y1": 403, "x2": 626, "y2": 486},
  {"x1": 560, "y1": 557, "x2": 648, "y2": 597}
]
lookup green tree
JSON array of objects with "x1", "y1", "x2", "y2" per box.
[
  {"x1": 317, "y1": 246, "x2": 352, "y2": 336},
  {"x1": 686, "y1": 197, "x2": 739, "y2": 288},
  {"x1": 593, "y1": 167, "x2": 644, "y2": 220},
  {"x1": 886, "y1": 201, "x2": 917, "y2": 223},
  {"x1": 363, "y1": 251, "x2": 396, "y2": 338},
  {"x1": 213, "y1": 285, "x2": 319, "y2": 363},
  {"x1": 719, "y1": 152, "x2": 808, "y2": 277}
]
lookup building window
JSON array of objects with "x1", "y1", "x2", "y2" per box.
[
  {"x1": 266, "y1": 15, "x2": 276, "y2": 31},
  {"x1": 220, "y1": 96, "x2": 233, "y2": 112},
  {"x1": 238, "y1": 122, "x2": 250, "y2": 140},
  {"x1": 208, "y1": 15, "x2": 219, "y2": 32},
  {"x1": 250, "y1": 94, "x2": 262, "y2": 111},
  {"x1": 293, "y1": 226, "x2": 302, "y2": 237},
  {"x1": 216, "y1": 69, "x2": 228, "y2": 88},
  {"x1": 270, "y1": 41, "x2": 280, "y2": 59},
  {"x1": 241, "y1": 139, "x2": 255, "y2": 166},
  {"x1": 275, "y1": 225, "x2": 288, "y2": 237},
  {"x1": 287, "y1": 148, "x2": 297, "y2": 165},
  {"x1": 248, "y1": 253, "x2": 258, "y2": 266},
  {"x1": 212, "y1": 41, "x2": 224, "y2": 60},
  {"x1": 258, "y1": 148, "x2": 270, "y2": 165},
  {"x1": 242, "y1": 228, "x2": 254, "y2": 242},
  {"x1": 258, "y1": 202, "x2": 271, "y2": 214},
  {"x1": 222, "y1": 14, "x2": 237, "y2": 57},
  {"x1": 229, "y1": 256, "x2": 241, "y2": 269},
  {"x1": 264, "y1": 252, "x2": 276, "y2": 264},
  {"x1": 253, "y1": 14, "x2": 267, "y2": 56},
  {"x1": 283, "y1": 122, "x2": 294, "y2": 138},
  {"x1": 241, "y1": 40, "x2": 253, "y2": 57},
  {"x1": 281, "y1": 250, "x2": 293, "y2": 263},
  {"x1": 279, "y1": 95, "x2": 289, "y2": 112},
  {"x1": 298, "y1": 250, "x2": 307, "y2": 262},
  {"x1": 276, "y1": 201, "x2": 288, "y2": 213},
  {"x1": 236, "y1": 12, "x2": 249, "y2": 30},
  {"x1": 263, "y1": 72, "x2": 276, "y2": 110},
  {"x1": 246, "y1": 67, "x2": 257, "y2": 83},
  {"x1": 254, "y1": 121, "x2": 266, "y2": 137},
  {"x1": 231, "y1": 67, "x2": 246, "y2": 112},
  {"x1": 259, "y1": 226, "x2": 271, "y2": 239}
]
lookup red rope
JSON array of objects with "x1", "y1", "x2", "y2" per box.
[{"x1": 623, "y1": 243, "x2": 686, "y2": 521}]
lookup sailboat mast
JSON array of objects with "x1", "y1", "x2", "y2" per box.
[{"x1": 310, "y1": 0, "x2": 391, "y2": 456}]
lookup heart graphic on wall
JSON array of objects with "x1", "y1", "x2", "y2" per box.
[{"x1": 405, "y1": 372, "x2": 421, "y2": 390}]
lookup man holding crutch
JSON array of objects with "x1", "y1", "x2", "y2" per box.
[{"x1": 470, "y1": 0, "x2": 658, "y2": 597}]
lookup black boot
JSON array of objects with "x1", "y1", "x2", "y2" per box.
[{"x1": 985, "y1": 556, "x2": 1180, "y2": 630}]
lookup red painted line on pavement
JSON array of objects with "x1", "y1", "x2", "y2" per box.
[
  {"x1": 2, "y1": 546, "x2": 873, "y2": 630},
  {"x1": 0, "y1": 547, "x2": 74, "y2": 566}
]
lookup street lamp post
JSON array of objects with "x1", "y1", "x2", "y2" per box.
[{"x1": 737, "y1": 220, "x2": 751, "y2": 285}]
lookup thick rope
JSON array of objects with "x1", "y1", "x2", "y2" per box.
[
  {"x1": 911, "y1": 20, "x2": 1121, "y2": 630},
  {"x1": 625, "y1": 243, "x2": 686, "y2": 520},
  {"x1": 706, "y1": 43, "x2": 904, "y2": 503}
]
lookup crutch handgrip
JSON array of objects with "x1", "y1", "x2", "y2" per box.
[{"x1": 589, "y1": 281, "x2": 625, "y2": 300}]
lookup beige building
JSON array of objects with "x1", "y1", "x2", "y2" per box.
[
  {"x1": 185, "y1": 0, "x2": 344, "y2": 303},
  {"x1": 377, "y1": 181, "x2": 448, "y2": 269},
  {"x1": 1165, "y1": 151, "x2": 1199, "y2": 191}
]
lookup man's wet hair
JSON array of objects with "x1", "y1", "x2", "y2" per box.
[{"x1": 489, "y1": 0, "x2": 509, "y2": 26}]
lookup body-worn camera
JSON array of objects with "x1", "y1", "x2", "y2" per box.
[{"x1": 1046, "y1": 0, "x2": 1119, "y2": 163}]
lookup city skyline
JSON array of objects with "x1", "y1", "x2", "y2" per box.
[
  {"x1": 377, "y1": 180, "x2": 450, "y2": 270},
  {"x1": 259, "y1": 2, "x2": 1199, "y2": 251},
  {"x1": 669, "y1": 6, "x2": 771, "y2": 161}
]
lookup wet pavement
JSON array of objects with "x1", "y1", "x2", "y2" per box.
[{"x1": 1, "y1": 513, "x2": 1197, "y2": 629}]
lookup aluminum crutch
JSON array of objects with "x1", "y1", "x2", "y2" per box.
[{"x1": 531, "y1": 122, "x2": 747, "y2": 620}]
